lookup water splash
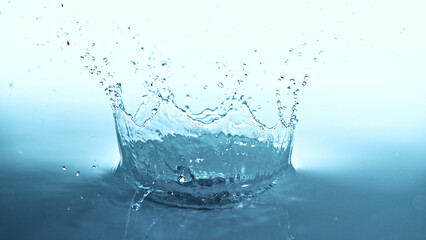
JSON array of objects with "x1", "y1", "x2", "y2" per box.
[{"x1": 79, "y1": 31, "x2": 322, "y2": 207}]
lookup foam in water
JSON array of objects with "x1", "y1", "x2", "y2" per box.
[{"x1": 80, "y1": 34, "x2": 321, "y2": 207}]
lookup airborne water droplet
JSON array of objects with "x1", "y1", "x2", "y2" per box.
[
  {"x1": 217, "y1": 82, "x2": 224, "y2": 88},
  {"x1": 62, "y1": 166, "x2": 67, "y2": 171},
  {"x1": 185, "y1": 94, "x2": 191, "y2": 102},
  {"x1": 76, "y1": 171, "x2": 80, "y2": 176}
]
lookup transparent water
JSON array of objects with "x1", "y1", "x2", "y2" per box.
[{"x1": 2, "y1": 1, "x2": 426, "y2": 239}]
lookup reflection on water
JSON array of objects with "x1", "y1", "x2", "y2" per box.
[{"x1": 1, "y1": 155, "x2": 425, "y2": 240}]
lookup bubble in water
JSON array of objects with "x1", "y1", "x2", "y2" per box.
[
  {"x1": 76, "y1": 171, "x2": 80, "y2": 177},
  {"x1": 103, "y1": 58, "x2": 109, "y2": 65},
  {"x1": 302, "y1": 81, "x2": 307, "y2": 86},
  {"x1": 217, "y1": 82, "x2": 224, "y2": 88},
  {"x1": 96, "y1": 70, "x2": 101, "y2": 75},
  {"x1": 62, "y1": 166, "x2": 67, "y2": 171},
  {"x1": 178, "y1": 175, "x2": 185, "y2": 183}
]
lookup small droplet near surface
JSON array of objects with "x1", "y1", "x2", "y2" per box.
[
  {"x1": 217, "y1": 82, "x2": 224, "y2": 88},
  {"x1": 76, "y1": 171, "x2": 80, "y2": 177},
  {"x1": 62, "y1": 166, "x2": 67, "y2": 171}
]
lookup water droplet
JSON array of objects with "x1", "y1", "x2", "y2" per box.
[
  {"x1": 293, "y1": 89, "x2": 299, "y2": 96},
  {"x1": 92, "y1": 42, "x2": 96, "y2": 47},
  {"x1": 161, "y1": 60, "x2": 167, "y2": 66},
  {"x1": 203, "y1": 85, "x2": 208, "y2": 90},
  {"x1": 102, "y1": 58, "x2": 109, "y2": 65},
  {"x1": 62, "y1": 166, "x2": 67, "y2": 171},
  {"x1": 151, "y1": 108, "x2": 158, "y2": 115},
  {"x1": 319, "y1": 50, "x2": 324, "y2": 55},
  {"x1": 302, "y1": 81, "x2": 307, "y2": 86},
  {"x1": 217, "y1": 82, "x2": 224, "y2": 88},
  {"x1": 92, "y1": 165, "x2": 97, "y2": 168},
  {"x1": 178, "y1": 175, "x2": 185, "y2": 183},
  {"x1": 96, "y1": 70, "x2": 101, "y2": 75},
  {"x1": 66, "y1": 40, "x2": 70, "y2": 46},
  {"x1": 185, "y1": 94, "x2": 191, "y2": 102},
  {"x1": 289, "y1": 48, "x2": 293, "y2": 53},
  {"x1": 76, "y1": 171, "x2": 80, "y2": 177},
  {"x1": 313, "y1": 58, "x2": 318, "y2": 62}
]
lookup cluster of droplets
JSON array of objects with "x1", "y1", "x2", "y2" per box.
[
  {"x1": 78, "y1": 24, "x2": 323, "y2": 128},
  {"x1": 273, "y1": 41, "x2": 323, "y2": 127},
  {"x1": 274, "y1": 73, "x2": 310, "y2": 127},
  {"x1": 79, "y1": 42, "x2": 128, "y2": 110}
]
